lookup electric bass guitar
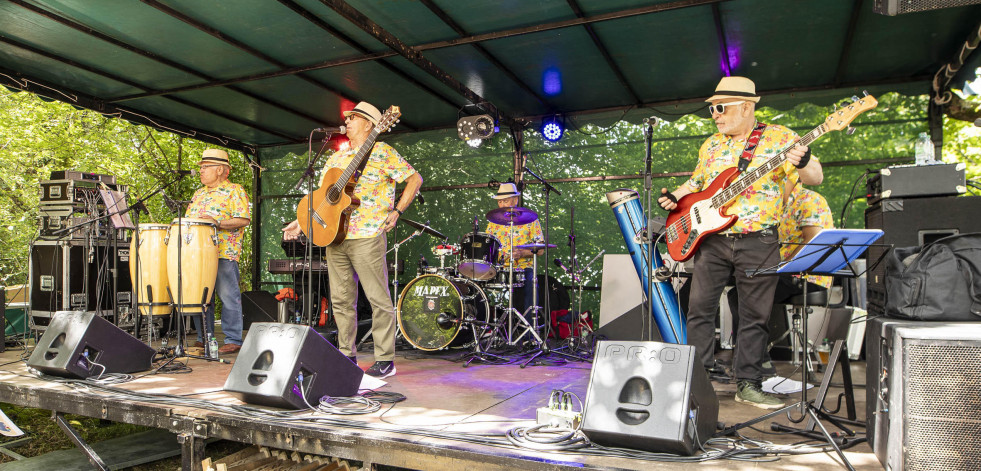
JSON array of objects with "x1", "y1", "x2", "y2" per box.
[
  {"x1": 297, "y1": 106, "x2": 401, "y2": 246},
  {"x1": 664, "y1": 94, "x2": 877, "y2": 262}
]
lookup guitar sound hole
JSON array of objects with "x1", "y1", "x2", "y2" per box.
[{"x1": 327, "y1": 187, "x2": 339, "y2": 203}]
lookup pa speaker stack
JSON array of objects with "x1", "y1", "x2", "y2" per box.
[
  {"x1": 27, "y1": 311, "x2": 155, "y2": 378},
  {"x1": 581, "y1": 340, "x2": 718, "y2": 456},
  {"x1": 223, "y1": 323, "x2": 363, "y2": 409}
]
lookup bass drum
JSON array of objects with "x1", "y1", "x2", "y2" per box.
[{"x1": 397, "y1": 275, "x2": 489, "y2": 351}]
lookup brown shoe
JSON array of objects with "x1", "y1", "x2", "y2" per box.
[
  {"x1": 217, "y1": 343, "x2": 241, "y2": 354},
  {"x1": 193, "y1": 341, "x2": 205, "y2": 348}
]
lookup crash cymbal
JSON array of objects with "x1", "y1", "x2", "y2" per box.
[
  {"x1": 486, "y1": 206, "x2": 538, "y2": 225},
  {"x1": 400, "y1": 218, "x2": 446, "y2": 239},
  {"x1": 515, "y1": 243, "x2": 557, "y2": 250}
]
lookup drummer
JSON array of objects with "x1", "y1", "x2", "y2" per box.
[
  {"x1": 185, "y1": 149, "x2": 251, "y2": 354},
  {"x1": 485, "y1": 182, "x2": 543, "y2": 317}
]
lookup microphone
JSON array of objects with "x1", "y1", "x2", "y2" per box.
[
  {"x1": 654, "y1": 265, "x2": 673, "y2": 282},
  {"x1": 473, "y1": 215, "x2": 479, "y2": 234},
  {"x1": 315, "y1": 125, "x2": 346, "y2": 133},
  {"x1": 417, "y1": 193, "x2": 425, "y2": 204},
  {"x1": 975, "y1": 118, "x2": 981, "y2": 127},
  {"x1": 172, "y1": 169, "x2": 197, "y2": 177},
  {"x1": 554, "y1": 258, "x2": 564, "y2": 269},
  {"x1": 435, "y1": 312, "x2": 460, "y2": 329}
]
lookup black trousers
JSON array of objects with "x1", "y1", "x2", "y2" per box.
[{"x1": 687, "y1": 231, "x2": 780, "y2": 382}]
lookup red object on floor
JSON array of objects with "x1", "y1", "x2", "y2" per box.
[
  {"x1": 549, "y1": 310, "x2": 593, "y2": 339},
  {"x1": 275, "y1": 287, "x2": 297, "y2": 301},
  {"x1": 319, "y1": 297, "x2": 329, "y2": 326}
]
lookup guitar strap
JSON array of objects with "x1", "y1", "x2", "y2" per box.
[
  {"x1": 351, "y1": 141, "x2": 376, "y2": 183},
  {"x1": 737, "y1": 122, "x2": 767, "y2": 172}
]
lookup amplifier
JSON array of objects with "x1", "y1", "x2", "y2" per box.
[
  {"x1": 866, "y1": 163, "x2": 966, "y2": 204},
  {"x1": 49, "y1": 170, "x2": 116, "y2": 185},
  {"x1": 39, "y1": 215, "x2": 123, "y2": 241},
  {"x1": 39, "y1": 179, "x2": 126, "y2": 207},
  {"x1": 267, "y1": 259, "x2": 329, "y2": 274},
  {"x1": 30, "y1": 241, "x2": 132, "y2": 317},
  {"x1": 867, "y1": 318, "x2": 981, "y2": 470}
]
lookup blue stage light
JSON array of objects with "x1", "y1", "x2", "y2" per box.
[{"x1": 541, "y1": 116, "x2": 564, "y2": 142}]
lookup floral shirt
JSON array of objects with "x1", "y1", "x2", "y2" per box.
[
  {"x1": 486, "y1": 220, "x2": 544, "y2": 270},
  {"x1": 780, "y1": 187, "x2": 835, "y2": 289},
  {"x1": 685, "y1": 123, "x2": 801, "y2": 234},
  {"x1": 320, "y1": 142, "x2": 416, "y2": 239},
  {"x1": 187, "y1": 179, "x2": 251, "y2": 261}
]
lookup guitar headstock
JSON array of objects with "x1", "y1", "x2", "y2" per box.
[
  {"x1": 375, "y1": 106, "x2": 401, "y2": 134},
  {"x1": 824, "y1": 94, "x2": 877, "y2": 132}
]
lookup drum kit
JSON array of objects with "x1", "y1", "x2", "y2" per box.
[
  {"x1": 130, "y1": 217, "x2": 219, "y2": 354},
  {"x1": 393, "y1": 206, "x2": 559, "y2": 362}
]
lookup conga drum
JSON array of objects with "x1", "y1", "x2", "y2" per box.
[
  {"x1": 165, "y1": 218, "x2": 218, "y2": 313},
  {"x1": 129, "y1": 224, "x2": 172, "y2": 316}
]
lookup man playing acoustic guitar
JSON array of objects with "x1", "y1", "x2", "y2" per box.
[
  {"x1": 284, "y1": 102, "x2": 423, "y2": 378},
  {"x1": 657, "y1": 77, "x2": 823, "y2": 409}
]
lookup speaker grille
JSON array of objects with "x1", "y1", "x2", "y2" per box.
[
  {"x1": 904, "y1": 342, "x2": 981, "y2": 470},
  {"x1": 874, "y1": 0, "x2": 981, "y2": 14}
]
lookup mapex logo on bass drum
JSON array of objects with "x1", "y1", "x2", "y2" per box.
[{"x1": 600, "y1": 343, "x2": 681, "y2": 364}]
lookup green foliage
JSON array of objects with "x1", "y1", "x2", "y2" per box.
[{"x1": 0, "y1": 88, "x2": 255, "y2": 293}]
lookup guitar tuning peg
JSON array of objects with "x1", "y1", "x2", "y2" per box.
[
  {"x1": 851, "y1": 95, "x2": 860, "y2": 102},
  {"x1": 846, "y1": 126, "x2": 856, "y2": 135},
  {"x1": 862, "y1": 90, "x2": 869, "y2": 96}
]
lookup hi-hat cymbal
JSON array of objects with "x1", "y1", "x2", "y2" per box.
[
  {"x1": 515, "y1": 243, "x2": 557, "y2": 250},
  {"x1": 400, "y1": 218, "x2": 446, "y2": 239},
  {"x1": 486, "y1": 206, "x2": 538, "y2": 225}
]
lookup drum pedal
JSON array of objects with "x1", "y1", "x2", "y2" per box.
[{"x1": 536, "y1": 389, "x2": 582, "y2": 430}]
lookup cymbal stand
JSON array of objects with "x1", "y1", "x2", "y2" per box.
[
  {"x1": 461, "y1": 314, "x2": 509, "y2": 367},
  {"x1": 385, "y1": 225, "x2": 426, "y2": 308}
]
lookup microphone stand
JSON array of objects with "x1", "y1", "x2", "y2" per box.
[
  {"x1": 642, "y1": 118, "x2": 656, "y2": 341},
  {"x1": 521, "y1": 165, "x2": 588, "y2": 367},
  {"x1": 297, "y1": 131, "x2": 336, "y2": 325}
]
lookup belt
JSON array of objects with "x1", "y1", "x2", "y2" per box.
[{"x1": 720, "y1": 228, "x2": 775, "y2": 239}]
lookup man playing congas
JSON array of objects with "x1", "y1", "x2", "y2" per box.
[{"x1": 186, "y1": 149, "x2": 251, "y2": 354}]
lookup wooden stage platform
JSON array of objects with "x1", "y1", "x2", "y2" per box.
[{"x1": 0, "y1": 341, "x2": 883, "y2": 470}]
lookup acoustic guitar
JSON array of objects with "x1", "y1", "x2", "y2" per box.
[
  {"x1": 664, "y1": 94, "x2": 877, "y2": 262},
  {"x1": 297, "y1": 106, "x2": 401, "y2": 246}
]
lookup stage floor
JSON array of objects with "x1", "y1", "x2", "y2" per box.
[{"x1": 0, "y1": 338, "x2": 883, "y2": 470}]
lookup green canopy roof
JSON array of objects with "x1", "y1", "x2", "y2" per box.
[{"x1": 1, "y1": 0, "x2": 978, "y2": 151}]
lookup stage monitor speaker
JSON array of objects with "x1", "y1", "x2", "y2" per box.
[
  {"x1": 581, "y1": 340, "x2": 718, "y2": 456},
  {"x1": 873, "y1": 0, "x2": 981, "y2": 15},
  {"x1": 865, "y1": 195, "x2": 981, "y2": 315},
  {"x1": 27, "y1": 311, "x2": 155, "y2": 378},
  {"x1": 223, "y1": 322, "x2": 363, "y2": 409},
  {"x1": 597, "y1": 255, "x2": 659, "y2": 341},
  {"x1": 866, "y1": 317, "x2": 981, "y2": 470},
  {"x1": 242, "y1": 290, "x2": 277, "y2": 330}
]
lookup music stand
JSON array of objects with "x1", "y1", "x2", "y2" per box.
[{"x1": 716, "y1": 229, "x2": 884, "y2": 471}]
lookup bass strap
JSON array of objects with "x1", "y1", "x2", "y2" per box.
[{"x1": 737, "y1": 121, "x2": 768, "y2": 172}]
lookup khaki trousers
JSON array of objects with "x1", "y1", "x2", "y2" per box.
[{"x1": 324, "y1": 233, "x2": 396, "y2": 361}]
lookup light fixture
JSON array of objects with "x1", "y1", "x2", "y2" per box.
[
  {"x1": 457, "y1": 114, "x2": 497, "y2": 142},
  {"x1": 541, "y1": 115, "x2": 564, "y2": 142}
]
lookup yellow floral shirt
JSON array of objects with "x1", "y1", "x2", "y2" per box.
[
  {"x1": 187, "y1": 179, "x2": 251, "y2": 261},
  {"x1": 685, "y1": 124, "x2": 801, "y2": 234},
  {"x1": 486, "y1": 220, "x2": 544, "y2": 270},
  {"x1": 320, "y1": 142, "x2": 416, "y2": 239},
  {"x1": 780, "y1": 187, "x2": 835, "y2": 288}
]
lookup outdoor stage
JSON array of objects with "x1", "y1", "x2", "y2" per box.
[{"x1": 0, "y1": 342, "x2": 882, "y2": 470}]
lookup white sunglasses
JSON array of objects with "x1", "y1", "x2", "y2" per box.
[{"x1": 709, "y1": 100, "x2": 747, "y2": 115}]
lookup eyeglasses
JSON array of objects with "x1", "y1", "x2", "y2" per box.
[
  {"x1": 200, "y1": 164, "x2": 224, "y2": 171},
  {"x1": 709, "y1": 100, "x2": 746, "y2": 115}
]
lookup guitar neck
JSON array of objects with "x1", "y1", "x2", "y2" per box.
[
  {"x1": 712, "y1": 124, "x2": 828, "y2": 208},
  {"x1": 332, "y1": 128, "x2": 382, "y2": 189}
]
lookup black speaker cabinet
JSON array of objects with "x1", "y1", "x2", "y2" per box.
[
  {"x1": 865, "y1": 196, "x2": 981, "y2": 316},
  {"x1": 866, "y1": 317, "x2": 981, "y2": 470},
  {"x1": 242, "y1": 290, "x2": 278, "y2": 330},
  {"x1": 30, "y1": 241, "x2": 132, "y2": 317},
  {"x1": 27, "y1": 311, "x2": 154, "y2": 378},
  {"x1": 581, "y1": 340, "x2": 718, "y2": 456},
  {"x1": 223, "y1": 323, "x2": 363, "y2": 409}
]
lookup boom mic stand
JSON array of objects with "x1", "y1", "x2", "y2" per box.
[
  {"x1": 520, "y1": 165, "x2": 588, "y2": 368},
  {"x1": 294, "y1": 130, "x2": 338, "y2": 325}
]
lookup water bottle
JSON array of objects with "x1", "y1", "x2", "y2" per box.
[
  {"x1": 208, "y1": 335, "x2": 219, "y2": 359},
  {"x1": 914, "y1": 132, "x2": 935, "y2": 165}
]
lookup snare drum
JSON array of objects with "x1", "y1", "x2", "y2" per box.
[
  {"x1": 457, "y1": 232, "x2": 501, "y2": 281},
  {"x1": 484, "y1": 268, "x2": 526, "y2": 290},
  {"x1": 165, "y1": 218, "x2": 219, "y2": 313},
  {"x1": 130, "y1": 224, "x2": 172, "y2": 316},
  {"x1": 397, "y1": 275, "x2": 489, "y2": 350}
]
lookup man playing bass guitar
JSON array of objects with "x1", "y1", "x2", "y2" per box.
[
  {"x1": 657, "y1": 77, "x2": 823, "y2": 409},
  {"x1": 284, "y1": 102, "x2": 423, "y2": 379}
]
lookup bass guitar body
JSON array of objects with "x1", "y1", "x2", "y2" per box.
[
  {"x1": 296, "y1": 167, "x2": 360, "y2": 247},
  {"x1": 664, "y1": 167, "x2": 740, "y2": 262}
]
